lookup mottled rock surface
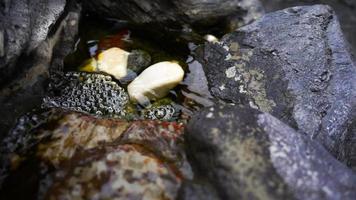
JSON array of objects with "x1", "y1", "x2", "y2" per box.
[
  {"x1": 186, "y1": 104, "x2": 356, "y2": 200},
  {"x1": 195, "y1": 5, "x2": 356, "y2": 167},
  {"x1": 43, "y1": 72, "x2": 129, "y2": 117},
  {"x1": 46, "y1": 144, "x2": 182, "y2": 200},
  {"x1": 0, "y1": 109, "x2": 190, "y2": 199}
]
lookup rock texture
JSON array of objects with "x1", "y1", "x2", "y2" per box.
[
  {"x1": 43, "y1": 72, "x2": 129, "y2": 117},
  {"x1": 186, "y1": 104, "x2": 356, "y2": 200},
  {"x1": 83, "y1": 0, "x2": 263, "y2": 29},
  {"x1": 195, "y1": 5, "x2": 356, "y2": 167},
  {"x1": 260, "y1": 0, "x2": 356, "y2": 56},
  {"x1": 0, "y1": 0, "x2": 65, "y2": 85},
  {"x1": 0, "y1": 109, "x2": 190, "y2": 199},
  {"x1": 0, "y1": 0, "x2": 81, "y2": 139}
]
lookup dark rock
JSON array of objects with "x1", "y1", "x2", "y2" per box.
[
  {"x1": 260, "y1": 0, "x2": 356, "y2": 56},
  {"x1": 185, "y1": 104, "x2": 356, "y2": 200},
  {"x1": 127, "y1": 49, "x2": 152, "y2": 73},
  {"x1": 195, "y1": 5, "x2": 356, "y2": 167},
  {"x1": 177, "y1": 180, "x2": 219, "y2": 200},
  {"x1": 0, "y1": 1, "x2": 81, "y2": 140},
  {"x1": 0, "y1": 0, "x2": 66, "y2": 85},
  {"x1": 83, "y1": 0, "x2": 263, "y2": 30}
]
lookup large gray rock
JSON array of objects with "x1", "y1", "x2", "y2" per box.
[
  {"x1": 260, "y1": 0, "x2": 356, "y2": 56},
  {"x1": 0, "y1": 1, "x2": 81, "y2": 140},
  {"x1": 84, "y1": 0, "x2": 263, "y2": 29},
  {"x1": 0, "y1": 0, "x2": 66, "y2": 85},
  {"x1": 195, "y1": 5, "x2": 356, "y2": 167},
  {"x1": 186, "y1": 104, "x2": 356, "y2": 200}
]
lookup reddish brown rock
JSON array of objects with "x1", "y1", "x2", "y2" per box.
[{"x1": 47, "y1": 144, "x2": 182, "y2": 200}]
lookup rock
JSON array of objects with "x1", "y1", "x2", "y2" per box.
[
  {"x1": 0, "y1": 2, "x2": 81, "y2": 140},
  {"x1": 83, "y1": 0, "x2": 263, "y2": 29},
  {"x1": 128, "y1": 61, "x2": 184, "y2": 104},
  {"x1": 79, "y1": 48, "x2": 151, "y2": 80},
  {"x1": 46, "y1": 144, "x2": 182, "y2": 200},
  {"x1": 97, "y1": 47, "x2": 130, "y2": 79},
  {"x1": 0, "y1": 0, "x2": 66, "y2": 85},
  {"x1": 127, "y1": 49, "x2": 152, "y2": 73},
  {"x1": 195, "y1": 5, "x2": 356, "y2": 167},
  {"x1": 36, "y1": 113, "x2": 130, "y2": 166},
  {"x1": 186, "y1": 104, "x2": 356, "y2": 200},
  {"x1": 260, "y1": 0, "x2": 356, "y2": 55},
  {"x1": 177, "y1": 180, "x2": 219, "y2": 200},
  {"x1": 42, "y1": 72, "x2": 129, "y2": 117},
  {"x1": 0, "y1": 109, "x2": 190, "y2": 199},
  {"x1": 203, "y1": 34, "x2": 219, "y2": 43},
  {"x1": 141, "y1": 104, "x2": 177, "y2": 121}
]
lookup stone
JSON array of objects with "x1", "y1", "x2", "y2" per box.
[
  {"x1": 83, "y1": 0, "x2": 263, "y2": 29},
  {"x1": 42, "y1": 72, "x2": 129, "y2": 117},
  {"x1": 0, "y1": 109, "x2": 190, "y2": 199},
  {"x1": 260, "y1": 0, "x2": 356, "y2": 55},
  {"x1": 97, "y1": 47, "x2": 130, "y2": 80},
  {"x1": 46, "y1": 144, "x2": 182, "y2": 200},
  {"x1": 0, "y1": 2, "x2": 80, "y2": 141},
  {"x1": 0, "y1": 0, "x2": 66, "y2": 85},
  {"x1": 127, "y1": 49, "x2": 152, "y2": 73},
  {"x1": 141, "y1": 104, "x2": 177, "y2": 121},
  {"x1": 195, "y1": 5, "x2": 356, "y2": 167},
  {"x1": 186, "y1": 104, "x2": 356, "y2": 200},
  {"x1": 79, "y1": 48, "x2": 151, "y2": 80},
  {"x1": 128, "y1": 61, "x2": 184, "y2": 104}
]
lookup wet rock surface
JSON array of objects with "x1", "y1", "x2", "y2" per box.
[
  {"x1": 186, "y1": 104, "x2": 356, "y2": 200},
  {"x1": 195, "y1": 5, "x2": 356, "y2": 167},
  {"x1": 0, "y1": 109, "x2": 189, "y2": 199}
]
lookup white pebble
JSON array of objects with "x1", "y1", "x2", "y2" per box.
[
  {"x1": 97, "y1": 47, "x2": 130, "y2": 80},
  {"x1": 128, "y1": 61, "x2": 184, "y2": 104}
]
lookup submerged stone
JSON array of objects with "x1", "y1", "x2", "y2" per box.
[
  {"x1": 127, "y1": 49, "x2": 152, "y2": 73},
  {"x1": 128, "y1": 61, "x2": 184, "y2": 104},
  {"x1": 141, "y1": 104, "x2": 177, "y2": 121},
  {"x1": 97, "y1": 47, "x2": 130, "y2": 79},
  {"x1": 42, "y1": 72, "x2": 129, "y2": 117}
]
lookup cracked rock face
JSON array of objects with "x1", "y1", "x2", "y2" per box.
[
  {"x1": 185, "y1": 104, "x2": 356, "y2": 200},
  {"x1": 195, "y1": 5, "x2": 356, "y2": 168}
]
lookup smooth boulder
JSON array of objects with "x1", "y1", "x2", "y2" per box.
[{"x1": 128, "y1": 61, "x2": 184, "y2": 104}]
